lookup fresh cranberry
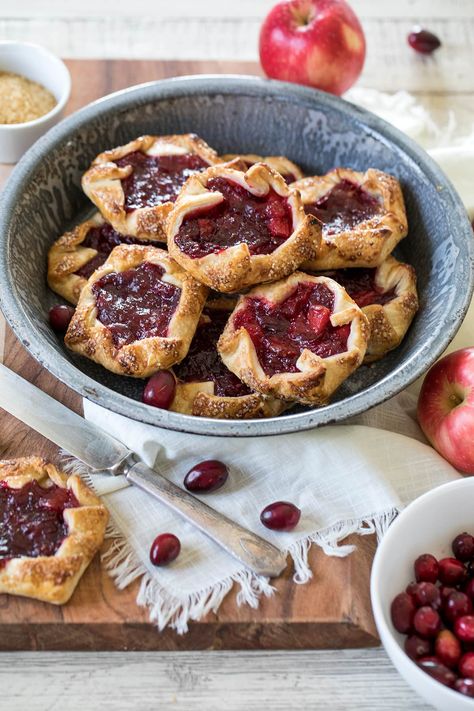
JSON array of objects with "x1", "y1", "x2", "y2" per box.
[
  {"x1": 453, "y1": 533, "x2": 474, "y2": 562},
  {"x1": 408, "y1": 28, "x2": 442, "y2": 54},
  {"x1": 149, "y1": 533, "x2": 181, "y2": 566},
  {"x1": 464, "y1": 579, "x2": 474, "y2": 602},
  {"x1": 438, "y1": 557, "x2": 467, "y2": 586},
  {"x1": 184, "y1": 460, "x2": 229, "y2": 493},
  {"x1": 414, "y1": 606, "x2": 441, "y2": 638},
  {"x1": 411, "y1": 582, "x2": 441, "y2": 609},
  {"x1": 455, "y1": 678, "x2": 474, "y2": 697},
  {"x1": 406, "y1": 581, "x2": 418, "y2": 596},
  {"x1": 391, "y1": 592, "x2": 416, "y2": 634},
  {"x1": 417, "y1": 656, "x2": 456, "y2": 687},
  {"x1": 444, "y1": 591, "x2": 472, "y2": 624},
  {"x1": 49, "y1": 304, "x2": 75, "y2": 333},
  {"x1": 435, "y1": 630, "x2": 461, "y2": 668},
  {"x1": 405, "y1": 635, "x2": 432, "y2": 660},
  {"x1": 459, "y1": 652, "x2": 474, "y2": 679},
  {"x1": 466, "y1": 560, "x2": 474, "y2": 579},
  {"x1": 143, "y1": 371, "x2": 176, "y2": 409},
  {"x1": 260, "y1": 501, "x2": 301, "y2": 532},
  {"x1": 414, "y1": 553, "x2": 439, "y2": 583},
  {"x1": 440, "y1": 586, "x2": 457, "y2": 602},
  {"x1": 455, "y1": 616, "x2": 474, "y2": 643}
]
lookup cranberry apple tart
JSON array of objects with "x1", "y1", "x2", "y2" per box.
[
  {"x1": 219, "y1": 153, "x2": 304, "y2": 184},
  {"x1": 321, "y1": 256, "x2": 418, "y2": 362},
  {"x1": 167, "y1": 163, "x2": 320, "y2": 292},
  {"x1": 293, "y1": 168, "x2": 408, "y2": 270},
  {"x1": 65, "y1": 244, "x2": 208, "y2": 377},
  {"x1": 48, "y1": 212, "x2": 161, "y2": 305},
  {"x1": 82, "y1": 134, "x2": 219, "y2": 242},
  {"x1": 0, "y1": 457, "x2": 108, "y2": 604},
  {"x1": 218, "y1": 272, "x2": 369, "y2": 405},
  {"x1": 169, "y1": 309, "x2": 287, "y2": 418}
]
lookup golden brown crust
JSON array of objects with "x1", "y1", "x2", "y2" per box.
[
  {"x1": 81, "y1": 134, "x2": 219, "y2": 241},
  {"x1": 205, "y1": 291, "x2": 240, "y2": 312},
  {"x1": 361, "y1": 256, "x2": 418, "y2": 362},
  {"x1": 218, "y1": 272, "x2": 369, "y2": 406},
  {"x1": 48, "y1": 213, "x2": 112, "y2": 305},
  {"x1": 65, "y1": 244, "x2": 208, "y2": 377},
  {"x1": 0, "y1": 457, "x2": 108, "y2": 605},
  {"x1": 219, "y1": 153, "x2": 304, "y2": 182},
  {"x1": 167, "y1": 163, "x2": 321, "y2": 293},
  {"x1": 293, "y1": 168, "x2": 408, "y2": 270},
  {"x1": 170, "y1": 377, "x2": 288, "y2": 419}
]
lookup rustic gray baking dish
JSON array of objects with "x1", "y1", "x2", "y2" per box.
[{"x1": 0, "y1": 75, "x2": 473, "y2": 436}]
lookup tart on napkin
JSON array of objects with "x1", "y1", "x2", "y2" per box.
[
  {"x1": 65, "y1": 244, "x2": 208, "y2": 377},
  {"x1": 82, "y1": 133, "x2": 219, "y2": 242},
  {"x1": 218, "y1": 272, "x2": 369, "y2": 405},
  {"x1": 167, "y1": 162, "x2": 320, "y2": 292},
  {"x1": 0, "y1": 456, "x2": 108, "y2": 604}
]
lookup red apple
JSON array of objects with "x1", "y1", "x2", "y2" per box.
[
  {"x1": 259, "y1": 0, "x2": 366, "y2": 96},
  {"x1": 417, "y1": 348, "x2": 474, "y2": 473}
]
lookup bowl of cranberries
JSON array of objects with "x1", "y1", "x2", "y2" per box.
[{"x1": 371, "y1": 477, "x2": 474, "y2": 710}]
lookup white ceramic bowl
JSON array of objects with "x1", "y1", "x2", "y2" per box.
[
  {"x1": 0, "y1": 41, "x2": 71, "y2": 163},
  {"x1": 371, "y1": 477, "x2": 474, "y2": 711}
]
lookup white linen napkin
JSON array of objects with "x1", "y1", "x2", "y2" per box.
[{"x1": 79, "y1": 88, "x2": 474, "y2": 633}]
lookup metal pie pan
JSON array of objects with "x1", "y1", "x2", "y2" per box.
[{"x1": 0, "y1": 75, "x2": 472, "y2": 436}]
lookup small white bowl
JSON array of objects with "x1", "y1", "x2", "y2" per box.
[
  {"x1": 0, "y1": 41, "x2": 71, "y2": 163},
  {"x1": 371, "y1": 477, "x2": 474, "y2": 711}
]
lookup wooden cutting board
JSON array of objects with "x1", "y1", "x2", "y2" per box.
[{"x1": 0, "y1": 59, "x2": 378, "y2": 651}]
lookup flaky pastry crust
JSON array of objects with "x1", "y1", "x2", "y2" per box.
[
  {"x1": 65, "y1": 244, "x2": 208, "y2": 377},
  {"x1": 359, "y1": 256, "x2": 418, "y2": 362},
  {"x1": 48, "y1": 212, "x2": 106, "y2": 304},
  {"x1": 219, "y1": 153, "x2": 304, "y2": 182},
  {"x1": 293, "y1": 168, "x2": 408, "y2": 270},
  {"x1": 47, "y1": 212, "x2": 157, "y2": 305},
  {"x1": 170, "y1": 378, "x2": 288, "y2": 419},
  {"x1": 168, "y1": 310, "x2": 288, "y2": 419},
  {"x1": 0, "y1": 457, "x2": 108, "y2": 605},
  {"x1": 218, "y1": 272, "x2": 369, "y2": 406},
  {"x1": 81, "y1": 134, "x2": 218, "y2": 241},
  {"x1": 167, "y1": 163, "x2": 321, "y2": 293}
]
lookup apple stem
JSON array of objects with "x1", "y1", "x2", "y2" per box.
[
  {"x1": 290, "y1": 1, "x2": 316, "y2": 28},
  {"x1": 449, "y1": 392, "x2": 463, "y2": 409}
]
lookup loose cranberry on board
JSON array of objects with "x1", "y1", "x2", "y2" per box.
[{"x1": 408, "y1": 28, "x2": 441, "y2": 54}]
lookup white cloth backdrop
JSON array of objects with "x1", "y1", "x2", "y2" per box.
[{"x1": 81, "y1": 87, "x2": 474, "y2": 632}]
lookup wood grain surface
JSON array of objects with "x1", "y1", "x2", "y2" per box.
[{"x1": 0, "y1": 58, "x2": 378, "y2": 651}]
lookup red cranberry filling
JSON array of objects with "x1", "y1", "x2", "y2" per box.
[
  {"x1": 75, "y1": 223, "x2": 159, "y2": 279},
  {"x1": 116, "y1": 151, "x2": 209, "y2": 212},
  {"x1": 92, "y1": 261, "x2": 181, "y2": 347},
  {"x1": 174, "y1": 177, "x2": 293, "y2": 259},
  {"x1": 233, "y1": 282, "x2": 350, "y2": 376},
  {"x1": 305, "y1": 179, "x2": 381, "y2": 235},
  {"x1": 0, "y1": 480, "x2": 79, "y2": 560},
  {"x1": 174, "y1": 310, "x2": 251, "y2": 397},
  {"x1": 325, "y1": 268, "x2": 396, "y2": 307}
]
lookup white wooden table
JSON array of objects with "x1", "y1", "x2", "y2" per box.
[{"x1": 1, "y1": 2, "x2": 472, "y2": 709}]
